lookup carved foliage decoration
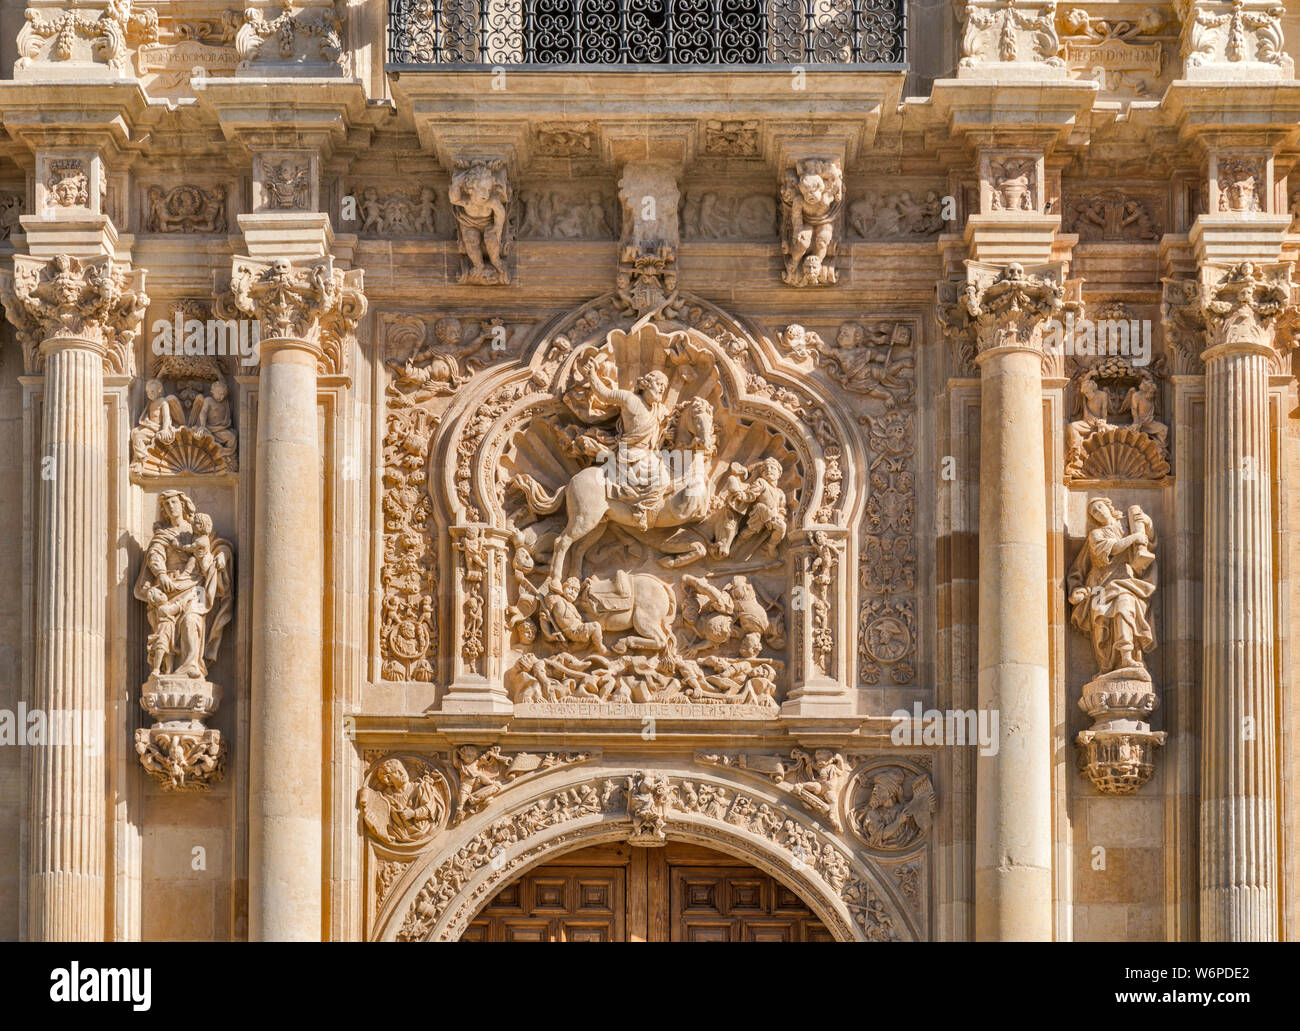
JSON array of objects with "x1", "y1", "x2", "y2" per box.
[
  {"x1": 17, "y1": 0, "x2": 159, "y2": 72},
  {"x1": 225, "y1": 255, "x2": 365, "y2": 375},
  {"x1": 1175, "y1": 0, "x2": 1291, "y2": 75},
  {"x1": 235, "y1": 0, "x2": 348, "y2": 72},
  {"x1": 959, "y1": 0, "x2": 1065, "y2": 71},
  {"x1": 0, "y1": 253, "x2": 148, "y2": 374},
  {"x1": 379, "y1": 313, "x2": 528, "y2": 681}
]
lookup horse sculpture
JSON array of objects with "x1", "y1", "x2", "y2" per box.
[{"x1": 511, "y1": 384, "x2": 717, "y2": 586}]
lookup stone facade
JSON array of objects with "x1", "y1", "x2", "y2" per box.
[{"x1": 0, "y1": 0, "x2": 1299, "y2": 941}]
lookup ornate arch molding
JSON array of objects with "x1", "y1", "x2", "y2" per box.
[
  {"x1": 372, "y1": 762, "x2": 923, "y2": 943},
  {"x1": 429, "y1": 290, "x2": 862, "y2": 532}
]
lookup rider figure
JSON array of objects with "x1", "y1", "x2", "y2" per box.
[{"x1": 584, "y1": 359, "x2": 672, "y2": 531}]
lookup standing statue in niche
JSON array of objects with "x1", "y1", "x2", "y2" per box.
[
  {"x1": 1067, "y1": 498, "x2": 1156, "y2": 675},
  {"x1": 135, "y1": 490, "x2": 234, "y2": 678},
  {"x1": 133, "y1": 490, "x2": 234, "y2": 792},
  {"x1": 1067, "y1": 497, "x2": 1166, "y2": 795}
]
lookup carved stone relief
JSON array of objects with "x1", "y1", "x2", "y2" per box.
[
  {"x1": 235, "y1": 0, "x2": 349, "y2": 73},
  {"x1": 0, "y1": 253, "x2": 148, "y2": 375},
  {"x1": 1064, "y1": 347, "x2": 1170, "y2": 483},
  {"x1": 847, "y1": 190, "x2": 947, "y2": 240},
  {"x1": 780, "y1": 158, "x2": 843, "y2": 286},
  {"x1": 133, "y1": 490, "x2": 233, "y2": 791},
  {"x1": 519, "y1": 186, "x2": 615, "y2": 240},
  {"x1": 450, "y1": 160, "x2": 512, "y2": 285},
  {"x1": 0, "y1": 193, "x2": 26, "y2": 241},
  {"x1": 144, "y1": 183, "x2": 228, "y2": 233},
  {"x1": 1174, "y1": 0, "x2": 1292, "y2": 77},
  {"x1": 351, "y1": 184, "x2": 441, "y2": 237},
  {"x1": 1068, "y1": 498, "x2": 1165, "y2": 793},
  {"x1": 534, "y1": 122, "x2": 594, "y2": 156},
  {"x1": 959, "y1": 0, "x2": 1064, "y2": 73},
  {"x1": 1064, "y1": 189, "x2": 1161, "y2": 240},
  {"x1": 17, "y1": 0, "x2": 159, "y2": 74},
  {"x1": 703, "y1": 119, "x2": 759, "y2": 156},
  {"x1": 131, "y1": 374, "x2": 238, "y2": 477},
  {"x1": 1058, "y1": 6, "x2": 1169, "y2": 96},
  {"x1": 1215, "y1": 155, "x2": 1265, "y2": 213},
  {"x1": 383, "y1": 767, "x2": 918, "y2": 942},
  {"x1": 680, "y1": 187, "x2": 777, "y2": 240}
]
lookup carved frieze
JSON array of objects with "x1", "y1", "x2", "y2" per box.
[
  {"x1": 350, "y1": 184, "x2": 442, "y2": 237},
  {"x1": 17, "y1": 0, "x2": 159, "y2": 74},
  {"x1": 144, "y1": 184, "x2": 228, "y2": 233},
  {"x1": 1064, "y1": 189, "x2": 1161, "y2": 240},
  {"x1": 1058, "y1": 6, "x2": 1168, "y2": 95},
  {"x1": 1174, "y1": 0, "x2": 1292, "y2": 78},
  {"x1": 0, "y1": 193, "x2": 25, "y2": 240},
  {"x1": 958, "y1": 0, "x2": 1065, "y2": 74},
  {"x1": 235, "y1": 0, "x2": 349, "y2": 73},
  {"x1": 519, "y1": 186, "x2": 614, "y2": 240},
  {"x1": 703, "y1": 119, "x2": 759, "y2": 156},
  {"x1": 681, "y1": 188, "x2": 777, "y2": 240},
  {"x1": 848, "y1": 190, "x2": 947, "y2": 239}
]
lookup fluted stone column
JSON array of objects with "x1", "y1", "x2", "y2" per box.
[
  {"x1": 1196, "y1": 260, "x2": 1288, "y2": 941},
  {"x1": 231, "y1": 252, "x2": 364, "y2": 941},
  {"x1": 0, "y1": 254, "x2": 145, "y2": 940},
  {"x1": 964, "y1": 261, "x2": 1065, "y2": 941}
]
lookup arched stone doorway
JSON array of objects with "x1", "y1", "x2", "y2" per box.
[{"x1": 462, "y1": 841, "x2": 834, "y2": 941}]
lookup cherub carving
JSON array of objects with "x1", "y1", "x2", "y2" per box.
[
  {"x1": 780, "y1": 158, "x2": 843, "y2": 286},
  {"x1": 188, "y1": 379, "x2": 237, "y2": 462},
  {"x1": 131, "y1": 378, "x2": 184, "y2": 462},
  {"x1": 449, "y1": 159, "x2": 511, "y2": 285}
]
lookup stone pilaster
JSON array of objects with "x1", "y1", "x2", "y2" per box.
[
  {"x1": 227, "y1": 240, "x2": 365, "y2": 940},
  {"x1": 962, "y1": 258, "x2": 1066, "y2": 940},
  {"x1": 0, "y1": 252, "x2": 146, "y2": 940},
  {"x1": 1194, "y1": 259, "x2": 1291, "y2": 940}
]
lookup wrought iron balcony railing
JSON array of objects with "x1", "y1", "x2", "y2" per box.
[{"x1": 388, "y1": 0, "x2": 906, "y2": 67}]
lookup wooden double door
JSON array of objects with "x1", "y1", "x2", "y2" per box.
[{"x1": 462, "y1": 841, "x2": 832, "y2": 941}]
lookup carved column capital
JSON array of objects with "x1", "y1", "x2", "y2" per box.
[
  {"x1": 224, "y1": 255, "x2": 366, "y2": 374},
  {"x1": 1197, "y1": 260, "x2": 1294, "y2": 362},
  {"x1": 955, "y1": 260, "x2": 1067, "y2": 361},
  {"x1": 0, "y1": 252, "x2": 147, "y2": 374}
]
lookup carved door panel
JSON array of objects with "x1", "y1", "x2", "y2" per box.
[
  {"x1": 661, "y1": 844, "x2": 831, "y2": 942},
  {"x1": 461, "y1": 860, "x2": 626, "y2": 942},
  {"x1": 462, "y1": 842, "x2": 828, "y2": 941}
]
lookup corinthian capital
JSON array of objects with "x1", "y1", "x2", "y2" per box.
[
  {"x1": 954, "y1": 260, "x2": 1067, "y2": 358},
  {"x1": 0, "y1": 253, "x2": 148, "y2": 374},
  {"x1": 226, "y1": 256, "x2": 366, "y2": 375},
  {"x1": 1198, "y1": 260, "x2": 1294, "y2": 360}
]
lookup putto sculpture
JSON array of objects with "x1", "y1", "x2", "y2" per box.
[
  {"x1": 450, "y1": 159, "x2": 511, "y2": 285},
  {"x1": 780, "y1": 158, "x2": 843, "y2": 286}
]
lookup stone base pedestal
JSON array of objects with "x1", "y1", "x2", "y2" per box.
[
  {"x1": 137, "y1": 675, "x2": 226, "y2": 791},
  {"x1": 1075, "y1": 669, "x2": 1165, "y2": 795}
]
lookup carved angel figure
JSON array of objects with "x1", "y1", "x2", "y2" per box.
[
  {"x1": 133, "y1": 490, "x2": 233, "y2": 678},
  {"x1": 189, "y1": 379, "x2": 238, "y2": 462},
  {"x1": 1067, "y1": 498, "x2": 1156, "y2": 675},
  {"x1": 130, "y1": 378, "x2": 184, "y2": 461},
  {"x1": 450, "y1": 160, "x2": 511, "y2": 285}
]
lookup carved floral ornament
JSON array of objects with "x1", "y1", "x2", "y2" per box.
[
  {"x1": 362, "y1": 753, "x2": 934, "y2": 942},
  {"x1": 958, "y1": 0, "x2": 1065, "y2": 71},
  {"x1": 0, "y1": 253, "x2": 148, "y2": 374}
]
